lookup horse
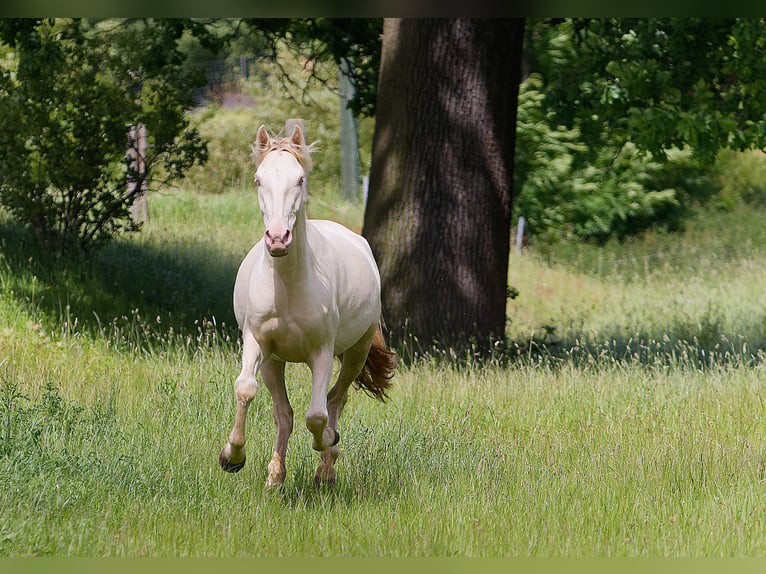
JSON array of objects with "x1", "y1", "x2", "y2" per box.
[{"x1": 218, "y1": 123, "x2": 396, "y2": 488}]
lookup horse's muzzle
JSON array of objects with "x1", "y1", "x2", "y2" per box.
[
  {"x1": 266, "y1": 244, "x2": 290, "y2": 257},
  {"x1": 265, "y1": 228, "x2": 292, "y2": 257}
]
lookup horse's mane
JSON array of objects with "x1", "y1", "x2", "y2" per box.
[{"x1": 251, "y1": 131, "x2": 316, "y2": 172}]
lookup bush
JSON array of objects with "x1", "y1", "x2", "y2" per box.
[
  {"x1": 0, "y1": 19, "x2": 208, "y2": 252},
  {"x1": 514, "y1": 74, "x2": 718, "y2": 243},
  {"x1": 180, "y1": 105, "x2": 261, "y2": 193}
]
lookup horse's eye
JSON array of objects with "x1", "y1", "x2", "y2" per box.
[
  {"x1": 298, "y1": 176, "x2": 305, "y2": 186},
  {"x1": 254, "y1": 175, "x2": 261, "y2": 186}
]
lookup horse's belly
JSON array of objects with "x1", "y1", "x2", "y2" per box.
[{"x1": 253, "y1": 303, "x2": 375, "y2": 362}]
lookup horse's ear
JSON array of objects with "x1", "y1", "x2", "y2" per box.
[
  {"x1": 289, "y1": 123, "x2": 306, "y2": 149},
  {"x1": 288, "y1": 123, "x2": 314, "y2": 172},
  {"x1": 252, "y1": 124, "x2": 270, "y2": 164}
]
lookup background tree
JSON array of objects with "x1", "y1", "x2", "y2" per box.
[
  {"x1": 514, "y1": 18, "x2": 766, "y2": 243},
  {"x1": 247, "y1": 18, "x2": 382, "y2": 118},
  {"x1": 362, "y1": 17, "x2": 766, "y2": 354},
  {"x1": 530, "y1": 19, "x2": 766, "y2": 161},
  {"x1": 0, "y1": 18, "x2": 213, "y2": 252},
  {"x1": 362, "y1": 19, "x2": 525, "y2": 354},
  {"x1": 513, "y1": 73, "x2": 715, "y2": 243}
]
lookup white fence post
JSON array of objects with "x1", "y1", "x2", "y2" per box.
[
  {"x1": 515, "y1": 216, "x2": 526, "y2": 255},
  {"x1": 339, "y1": 57, "x2": 360, "y2": 202}
]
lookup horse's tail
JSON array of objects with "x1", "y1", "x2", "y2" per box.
[{"x1": 355, "y1": 323, "x2": 396, "y2": 402}]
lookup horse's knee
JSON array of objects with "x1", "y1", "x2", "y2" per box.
[
  {"x1": 234, "y1": 376, "x2": 258, "y2": 404},
  {"x1": 305, "y1": 410, "x2": 328, "y2": 435}
]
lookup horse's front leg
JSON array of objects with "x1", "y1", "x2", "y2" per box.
[
  {"x1": 306, "y1": 347, "x2": 338, "y2": 452},
  {"x1": 219, "y1": 327, "x2": 264, "y2": 472}
]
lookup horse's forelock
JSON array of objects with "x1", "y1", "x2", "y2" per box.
[{"x1": 252, "y1": 134, "x2": 315, "y2": 172}]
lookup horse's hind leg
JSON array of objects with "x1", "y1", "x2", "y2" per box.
[
  {"x1": 261, "y1": 358, "x2": 292, "y2": 489},
  {"x1": 315, "y1": 326, "x2": 376, "y2": 485}
]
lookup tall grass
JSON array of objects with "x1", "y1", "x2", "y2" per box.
[
  {"x1": 2, "y1": 184, "x2": 766, "y2": 555},
  {"x1": 2, "y1": 351, "x2": 766, "y2": 556},
  {"x1": 508, "y1": 205, "x2": 766, "y2": 368}
]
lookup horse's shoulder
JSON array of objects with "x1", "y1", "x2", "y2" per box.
[
  {"x1": 305, "y1": 220, "x2": 355, "y2": 251},
  {"x1": 308, "y1": 218, "x2": 355, "y2": 235},
  {"x1": 307, "y1": 219, "x2": 378, "y2": 279},
  {"x1": 236, "y1": 240, "x2": 265, "y2": 278}
]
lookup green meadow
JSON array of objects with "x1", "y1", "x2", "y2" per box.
[
  {"x1": 2, "y1": 63, "x2": 766, "y2": 556},
  {"x1": 2, "y1": 183, "x2": 766, "y2": 556}
]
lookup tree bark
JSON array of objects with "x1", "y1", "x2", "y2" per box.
[{"x1": 363, "y1": 18, "x2": 525, "y2": 355}]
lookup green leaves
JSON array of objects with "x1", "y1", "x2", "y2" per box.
[
  {"x1": 531, "y1": 19, "x2": 766, "y2": 159},
  {"x1": 0, "y1": 19, "x2": 210, "y2": 253},
  {"x1": 514, "y1": 18, "x2": 766, "y2": 243},
  {"x1": 514, "y1": 74, "x2": 716, "y2": 243}
]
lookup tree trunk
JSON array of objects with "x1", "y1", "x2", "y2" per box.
[{"x1": 363, "y1": 18, "x2": 525, "y2": 355}]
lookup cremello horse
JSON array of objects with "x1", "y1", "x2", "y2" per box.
[{"x1": 219, "y1": 124, "x2": 396, "y2": 487}]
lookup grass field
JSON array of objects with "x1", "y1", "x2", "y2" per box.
[
  {"x1": 2, "y1": 179, "x2": 766, "y2": 556},
  {"x1": 507, "y1": 206, "x2": 766, "y2": 369},
  {"x1": 2, "y1": 59, "x2": 766, "y2": 555}
]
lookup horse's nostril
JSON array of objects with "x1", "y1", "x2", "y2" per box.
[{"x1": 265, "y1": 228, "x2": 291, "y2": 247}]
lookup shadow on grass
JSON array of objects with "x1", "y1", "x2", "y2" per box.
[
  {"x1": 0, "y1": 218, "x2": 243, "y2": 347},
  {"x1": 262, "y1": 449, "x2": 410, "y2": 510},
  {"x1": 392, "y1": 312, "x2": 766, "y2": 371},
  {"x1": 4, "y1": 214, "x2": 765, "y2": 368},
  {"x1": 503, "y1": 328, "x2": 766, "y2": 371}
]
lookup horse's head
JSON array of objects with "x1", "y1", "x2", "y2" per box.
[{"x1": 252, "y1": 124, "x2": 313, "y2": 257}]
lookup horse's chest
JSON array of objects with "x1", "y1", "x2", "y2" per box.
[{"x1": 253, "y1": 296, "x2": 336, "y2": 362}]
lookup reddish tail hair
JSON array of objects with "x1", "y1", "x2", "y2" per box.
[{"x1": 355, "y1": 325, "x2": 396, "y2": 402}]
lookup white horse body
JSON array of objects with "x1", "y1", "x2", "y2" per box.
[
  {"x1": 219, "y1": 124, "x2": 395, "y2": 487},
  {"x1": 233, "y1": 219, "x2": 382, "y2": 363}
]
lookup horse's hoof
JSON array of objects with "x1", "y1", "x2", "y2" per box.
[
  {"x1": 219, "y1": 450, "x2": 246, "y2": 473},
  {"x1": 331, "y1": 429, "x2": 340, "y2": 447},
  {"x1": 313, "y1": 474, "x2": 336, "y2": 488}
]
